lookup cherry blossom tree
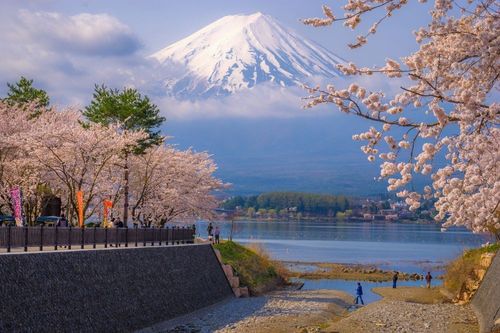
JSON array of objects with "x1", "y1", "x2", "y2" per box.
[
  {"x1": 0, "y1": 100, "x2": 47, "y2": 223},
  {"x1": 303, "y1": 1, "x2": 499, "y2": 238},
  {"x1": 23, "y1": 109, "x2": 146, "y2": 224},
  {"x1": 126, "y1": 145, "x2": 225, "y2": 226}
]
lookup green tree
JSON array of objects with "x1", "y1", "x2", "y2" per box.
[
  {"x1": 4, "y1": 77, "x2": 50, "y2": 116},
  {"x1": 83, "y1": 85, "x2": 166, "y2": 224},
  {"x1": 84, "y1": 85, "x2": 165, "y2": 151}
]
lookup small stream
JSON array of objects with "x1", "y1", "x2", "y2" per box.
[{"x1": 293, "y1": 278, "x2": 442, "y2": 304}]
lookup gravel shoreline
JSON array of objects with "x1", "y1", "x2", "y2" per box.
[
  {"x1": 139, "y1": 286, "x2": 478, "y2": 333},
  {"x1": 326, "y1": 299, "x2": 478, "y2": 333},
  {"x1": 139, "y1": 289, "x2": 352, "y2": 333}
]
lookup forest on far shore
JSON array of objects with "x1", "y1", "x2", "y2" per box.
[{"x1": 221, "y1": 192, "x2": 351, "y2": 217}]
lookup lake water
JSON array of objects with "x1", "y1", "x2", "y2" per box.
[
  {"x1": 197, "y1": 220, "x2": 491, "y2": 273},
  {"x1": 295, "y1": 278, "x2": 443, "y2": 304}
]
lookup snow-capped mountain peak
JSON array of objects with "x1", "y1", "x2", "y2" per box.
[{"x1": 150, "y1": 12, "x2": 345, "y2": 98}]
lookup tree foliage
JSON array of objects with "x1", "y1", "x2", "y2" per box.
[
  {"x1": 4, "y1": 76, "x2": 50, "y2": 116},
  {"x1": 83, "y1": 85, "x2": 166, "y2": 152},
  {"x1": 222, "y1": 192, "x2": 351, "y2": 216},
  {"x1": 0, "y1": 100, "x2": 223, "y2": 225},
  {"x1": 304, "y1": 1, "x2": 499, "y2": 236}
]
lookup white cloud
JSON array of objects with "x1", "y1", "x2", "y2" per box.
[
  {"x1": 0, "y1": 8, "x2": 147, "y2": 106},
  {"x1": 17, "y1": 10, "x2": 141, "y2": 56},
  {"x1": 156, "y1": 83, "x2": 333, "y2": 120}
]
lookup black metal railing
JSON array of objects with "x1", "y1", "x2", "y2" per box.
[{"x1": 0, "y1": 225, "x2": 195, "y2": 252}]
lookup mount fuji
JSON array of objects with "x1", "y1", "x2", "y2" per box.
[{"x1": 150, "y1": 12, "x2": 346, "y2": 99}]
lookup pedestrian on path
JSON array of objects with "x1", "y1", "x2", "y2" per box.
[
  {"x1": 214, "y1": 226, "x2": 220, "y2": 244},
  {"x1": 207, "y1": 222, "x2": 213, "y2": 242},
  {"x1": 355, "y1": 282, "x2": 364, "y2": 305},
  {"x1": 58, "y1": 214, "x2": 68, "y2": 227},
  {"x1": 392, "y1": 271, "x2": 399, "y2": 288},
  {"x1": 425, "y1": 272, "x2": 433, "y2": 288}
]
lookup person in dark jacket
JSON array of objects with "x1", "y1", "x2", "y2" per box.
[
  {"x1": 58, "y1": 214, "x2": 68, "y2": 227},
  {"x1": 425, "y1": 272, "x2": 433, "y2": 288},
  {"x1": 392, "y1": 271, "x2": 399, "y2": 288},
  {"x1": 207, "y1": 222, "x2": 214, "y2": 242},
  {"x1": 355, "y1": 282, "x2": 364, "y2": 305},
  {"x1": 214, "y1": 226, "x2": 220, "y2": 244}
]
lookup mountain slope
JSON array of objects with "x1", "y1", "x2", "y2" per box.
[{"x1": 150, "y1": 12, "x2": 346, "y2": 98}]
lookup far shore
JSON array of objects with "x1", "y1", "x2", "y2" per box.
[
  {"x1": 281, "y1": 260, "x2": 441, "y2": 282},
  {"x1": 220, "y1": 217, "x2": 437, "y2": 224}
]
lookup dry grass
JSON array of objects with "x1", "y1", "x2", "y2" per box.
[
  {"x1": 246, "y1": 243, "x2": 290, "y2": 280},
  {"x1": 213, "y1": 241, "x2": 288, "y2": 294},
  {"x1": 443, "y1": 243, "x2": 499, "y2": 295}
]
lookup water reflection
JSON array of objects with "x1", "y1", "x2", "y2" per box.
[{"x1": 196, "y1": 220, "x2": 491, "y2": 272}]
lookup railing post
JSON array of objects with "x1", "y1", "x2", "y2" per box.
[
  {"x1": 7, "y1": 225, "x2": 11, "y2": 253},
  {"x1": 93, "y1": 226, "x2": 97, "y2": 249},
  {"x1": 135, "y1": 225, "x2": 138, "y2": 247},
  {"x1": 39, "y1": 224, "x2": 44, "y2": 251},
  {"x1": 181, "y1": 226, "x2": 185, "y2": 244},
  {"x1": 81, "y1": 226, "x2": 85, "y2": 249},
  {"x1": 159, "y1": 227, "x2": 162, "y2": 246},
  {"x1": 143, "y1": 226, "x2": 146, "y2": 247},
  {"x1": 125, "y1": 226, "x2": 128, "y2": 247},
  {"x1": 171, "y1": 226, "x2": 175, "y2": 245},
  {"x1": 68, "y1": 225, "x2": 72, "y2": 250},
  {"x1": 165, "y1": 226, "x2": 169, "y2": 246},
  {"x1": 24, "y1": 225, "x2": 28, "y2": 252},
  {"x1": 104, "y1": 227, "x2": 108, "y2": 248},
  {"x1": 151, "y1": 226, "x2": 155, "y2": 246},
  {"x1": 55, "y1": 226, "x2": 58, "y2": 250},
  {"x1": 115, "y1": 227, "x2": 119, "y2": 248}
]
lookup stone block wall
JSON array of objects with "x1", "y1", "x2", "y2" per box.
[
  {"x1": 471, "y1": 251, "x2": 500, "y2": 333},
  {"x1": 0, "y1": 245, "x2": 233, "y2": 332}
]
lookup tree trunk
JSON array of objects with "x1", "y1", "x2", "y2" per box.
[{"x1": 123, "y1": 152, "x2": 129, "y2": 226}]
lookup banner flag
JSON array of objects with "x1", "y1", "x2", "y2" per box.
[
  {"x1": 103, "y1": 199, "x2": 113, "y2": 228},
  {"x1": 76, "y1": 191, "x2": 84, "y2": 227},
  {"x1": 10, "y1": 186, "x2": 23, "y2": 226}
]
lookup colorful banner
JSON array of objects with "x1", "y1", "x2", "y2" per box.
[
  {"x1": 76, "y1": 191, "x2": 84, "y2": 227},
  {"x1": 10, "y1": 186, "x2": 23, "y2": 226},
  {"x1": 103, "y1": 199, "x2": 113, "y2": 228}
]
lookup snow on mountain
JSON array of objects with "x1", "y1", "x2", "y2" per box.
[{"x1": 150, "y1": 12, "x2": 346, "y2": 98}]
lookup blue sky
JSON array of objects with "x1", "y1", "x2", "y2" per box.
[{"x1": 0, "y1": 1, "x2": 434, "y2": 195}]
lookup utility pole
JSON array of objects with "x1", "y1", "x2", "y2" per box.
[{"x1": 123, "y1": 152, "x2": 129, "y2": 227}]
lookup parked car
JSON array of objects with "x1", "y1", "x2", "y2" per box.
[
  {"x1": 35, "y1": 216, "x2": 61, "y2": 227},
  {"x1": 0, "y1": 215, "x2": 15, "y2": 226},
  {"x1": 84, "y1": 221, "x2": 101, "y2": 228}
]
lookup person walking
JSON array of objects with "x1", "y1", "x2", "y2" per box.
[
  {"x1": 214, "y1": 226, "x2": 220, "y2": 244},
  {"x1": 355, "y1": 282, "x2": 364, "y2": 305},
  {"x1": 207, "y1": 222, "x2": 213, "y2": 242},
  {"x1": 392, "y1": 271, "x2": 399, "y2": 288},
  {"x1": 58, "y1": 214, "x2": 68, "y2": 227},
  {"x1": 425, "y1": 272, "x2": 433, "y2": 288}
]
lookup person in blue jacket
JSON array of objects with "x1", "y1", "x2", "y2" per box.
[{"x1": 355, "y1": 282, "x2": 364, "y2": 305}]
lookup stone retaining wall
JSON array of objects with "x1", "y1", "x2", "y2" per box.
[
  {"x1": 471, "y1": 251, "x2": 500, "y2": 333},
  {"x1": 0, "y1": 245, "x2": 233, "y2": 332}
]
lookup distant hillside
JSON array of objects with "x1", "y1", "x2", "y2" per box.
[{"x1": 221, "y1": 191, "x2": 351, "y2": 217}]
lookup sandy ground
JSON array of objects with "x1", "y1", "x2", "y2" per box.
[
  {"x1": 139, "y1": 286, "x2": 479, "y2": 333},
  {"x1": 139, "y1": 289, "x2": 353, "y2": 333},
  {"x1": 324, "y1": 287, "x2": 478, "y2": 333}
]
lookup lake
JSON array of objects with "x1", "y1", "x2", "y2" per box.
[{"x1": 196, "y1": 220, "x2": 491, "y2": 273}]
